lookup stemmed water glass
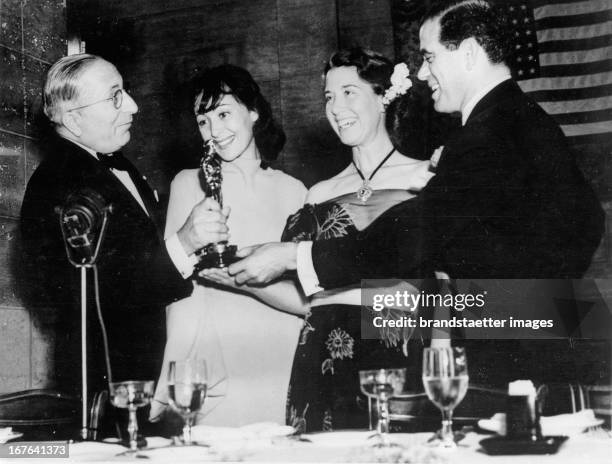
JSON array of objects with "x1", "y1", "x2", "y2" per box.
[
  {"x1": 167, "y1": 358, "x2": 208, "y2": 445},
  {"x1": 422, "y1": 347, "x2": 469, "y2": 449},
  {"x1": 359, "y1": 368, "x2": 406, "y2": 447},
  {"x1": 109, "y1": 380, "x2": 155, "y2": 454}
]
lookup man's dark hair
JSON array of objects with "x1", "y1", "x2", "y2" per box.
[{"x1": 423, "y1": 0, "x2": 514, "y2": 64}]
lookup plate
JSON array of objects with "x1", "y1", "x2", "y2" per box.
[
  {"x1": 480, "y1": 435, "x2": 568, "y2": 455},
  {"x1": 0, "y1": 431, "x2": 23, "y2": 444}
]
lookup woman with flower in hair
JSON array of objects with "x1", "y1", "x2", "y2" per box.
[{"x1": 282, "y1": 47, "x2": 437, "y2": 433}]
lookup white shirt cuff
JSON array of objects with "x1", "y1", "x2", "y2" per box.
[
  {"x1": 166, "y1": 233, "x2": 198, "y2": 279},
  {"x1": 296, "y1": 241, "x2": 323, "y2": 296}
]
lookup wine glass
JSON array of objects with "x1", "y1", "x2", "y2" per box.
[
  {"x1": 422, "y1": 347, "x2": 469, "y2": 449},
  {"x1": 109, "y1": 380, "x2": 155, "y2": 453},
  {"x1": 359, "y1": 368, "x2": 406, "y2": 446},
  {"x1": 167, "y1": 359, "x2": 208, "y2": 445}
]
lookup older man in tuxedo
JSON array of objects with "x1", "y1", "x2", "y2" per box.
[
  {"x1": 20, "y1": 54, "x2": 227, "y2": 397},
  {"x1": 227, "y1": 0, "x2": 605, "y2": 385}
]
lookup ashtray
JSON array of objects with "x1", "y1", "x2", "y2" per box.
[{"x1": 479, "y1": 435, "x2": 568, "y2": 455}]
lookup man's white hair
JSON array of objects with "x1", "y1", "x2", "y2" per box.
[{"x1": 43, "y1": 53, "x2": 102, "y2": 124}]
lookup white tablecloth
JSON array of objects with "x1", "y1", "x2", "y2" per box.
[{"x1": 2, "y1": 431, "x2": 610, "y2": 463}]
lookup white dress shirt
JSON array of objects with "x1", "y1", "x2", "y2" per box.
[{"x1": 74, "y1": 141, "x2": 150, "y2": 215}]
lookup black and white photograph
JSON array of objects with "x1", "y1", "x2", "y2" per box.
[{"x1": 0, "y1": 0, "x2": 611, "y2": 461}]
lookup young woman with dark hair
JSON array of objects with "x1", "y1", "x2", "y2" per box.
[
  {"x1": 191, "y1": 64, "x2": 285, "y2": 164},
  {"x1": 152, "y1": 64, "x2": 308, "y2": 427}
]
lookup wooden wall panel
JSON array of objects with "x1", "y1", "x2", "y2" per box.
[
  {"x1": 276, "y1": 0, "x2": 340, "y2": 180},
  {"x1": 279, "y1": 72, "x2": 326, "y2": 130},
  {"x1": 338, "y1": 0, "x2": 394, "y2": 56},
  {"x1": 67, "y1": 0, "x2": 395, "y2": 185},
  {"x1": 0, "y1": 142, "x2": 25, "y2": 219},
  {"x1": 0, "y1": 308, "x2": 30, "y2": 391},
  {"x1": 0, "y1": 0, "x2": 23, "y2": 49},
  {"x1": 0, "y1": 218, "x2": 21, "y2": 308},
  {"x1": 0, "y1": 47, "x2": 24, "y2": 135},
  {"x1": 0, "y1": 0, "x2": 66, "y2": 393},
  {"x1": 74, "y1": 0, "x2": 224, "y2": 21},
  {"x1": 22, "y1": 0, "x2": 66, "y2": 63},
  {"x1": 277, "y1": 0, "x2": 337, "y2": 78}
]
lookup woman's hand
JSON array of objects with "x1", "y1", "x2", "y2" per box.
[
  {"x1": 228, "y1": 242, "x2": 298, "y2": 285},
  {"x1": 176, "y1": 198, "x2": 230, "y2": 255},
  {"x1": 198, "y1": 267, "x2": 238, "y2": 288},
  {"x1": 199, "y1": 257, "x2": 309, "y2": 316}
]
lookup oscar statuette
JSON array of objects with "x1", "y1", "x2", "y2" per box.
[{"x1": 193, "y1": 140, "x2": 237, "y2": 271}]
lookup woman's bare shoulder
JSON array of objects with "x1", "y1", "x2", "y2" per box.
[
  {"x1": 305, "y1": 165, "x2": 354, "y2": 203},
  {"x1": 171, "y1": 168, "x2": 199, "y2": 184}
]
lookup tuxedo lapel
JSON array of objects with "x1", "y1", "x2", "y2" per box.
[
  {"x1": 434, "y1": 82, "x2": 520, "y2": 174},
  {"x1": 125, "y1": 163, "x2": 159, "y2": 218},
  {"x1": 58, "y1": 139, "x2": 157, "y2": 228},
  {"x1": 465, "y1": 79, "x2": 518, "y2": 127}
]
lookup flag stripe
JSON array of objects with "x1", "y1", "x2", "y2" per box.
[
  {"x1": 551, "y1": 108, "x2": 612, "y2": 125},
  {"x1": 536, "y1": 21, "x2": 612, "y2": 42},
  {"x1": 538, "y1": 59, "x2": 612, "y2": 77},
  {"x1": 561, "y1": 121, "x2": 612, "y2": 137},
  {"x1": 503, "y1": 1, "x2": 611, "y2": 142},
  {"x1": 519, "y1": 71, "x2": 612, "y2": 92},
  {"x1": 565, "y1": 131, "x2": 612, "y2": 146},
  {"x1": 532, "y1": 0, "x2": 611, "y2": 19},
  {"x1": 539, "y1": 95, "x2": 612, "y2": 115},
  {"x1": 538, "y1": 34, "x2": 612, "y2": 52},
  {"x1": 540, "y1": 46, "x2": 612, "y2": 66},
  {"x1": 536, "y1": 10, "x2": 612, "y2": 29},
  {"x1": 525, "y1": 83, "x2": 612, "y2": 102}
]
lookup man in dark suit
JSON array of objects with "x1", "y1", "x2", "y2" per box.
[
  {"x1": 227, "y1": 1, "x2": 605, "y2": 384},
  {"x1": 305, "y1": 0, "x2": 604, "y2": 284},
  {"x1": 230, "y1": 0, "x2": 603, "y2": 285},
  {"x1": 20, "y1": 54, "x2": 228, "y2": 397}
]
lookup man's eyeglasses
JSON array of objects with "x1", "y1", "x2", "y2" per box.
[{"x1": 67, "y1": 88, "x2": 127, "y2": 112}]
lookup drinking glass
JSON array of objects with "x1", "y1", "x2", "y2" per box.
[
  {"x1": 422, "y1": 347, "x2": 469, "y2": 449},
  {"x1": 167, "y1": 359, "x2": 208, "y2": 445},
  {"x1": 109, "y1": 380, "x2": 155, "y2": 452},
  {"x1": 359, "y1": 368, "x2": 406, "y2": 446}
]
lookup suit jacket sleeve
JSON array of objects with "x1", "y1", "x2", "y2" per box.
[{"x1": 312, "y1": 197, "x2": 425, "y2": 289}]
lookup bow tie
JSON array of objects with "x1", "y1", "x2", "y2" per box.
[{"x1": 98, "y1": 152, "x2": 132, "y2": 171}]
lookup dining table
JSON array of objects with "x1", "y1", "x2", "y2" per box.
[{"x1": 1, "y1": 428, "x2": 610, "y2": 463}]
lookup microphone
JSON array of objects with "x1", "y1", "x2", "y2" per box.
[
  {"x1": 55, "y1": 188, "x2": 113, "y2": 266},
  {"x1": 55, "y1": 189, "x2": 114, "y2": 440}
]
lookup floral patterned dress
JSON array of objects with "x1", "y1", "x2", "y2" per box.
[{"x1": 283, "y1": 190, "x2": 422, "y2": 433}]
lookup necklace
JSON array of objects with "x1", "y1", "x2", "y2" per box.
[{"x1": 352, "y1": 148, "x2": 396, "y2": 202}]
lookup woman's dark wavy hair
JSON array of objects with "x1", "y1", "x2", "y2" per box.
[
  {"x1": 192, "y1": 64, "x2": 285, "y2": 162},
  {"x1": 324, "y1": 47, "x2": 424, "y2": 156}
]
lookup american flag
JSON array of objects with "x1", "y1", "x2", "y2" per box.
[{"x1": 499, "y1": 0, "x2": 612, "y2": 146}]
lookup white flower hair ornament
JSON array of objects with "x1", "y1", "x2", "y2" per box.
[{"x1": 381, "y1": 62, "x2": 412, "y2": 106}]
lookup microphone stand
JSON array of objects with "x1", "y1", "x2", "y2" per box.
[{"x1": 56, "y1": 200, "x2": 112, "y2": 440}]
